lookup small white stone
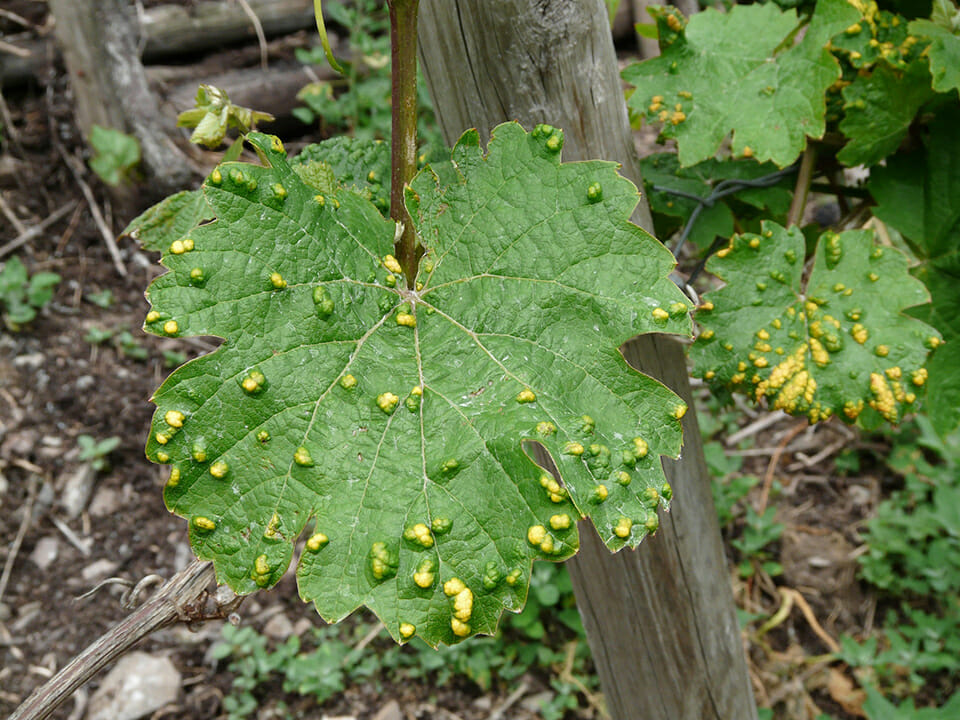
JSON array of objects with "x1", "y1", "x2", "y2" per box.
[
  {"x1": 88, "y1": 651, "x2": 181, "y2": 720},
  {"x1": 29, "y1": 536, "x2": 59, "y2": 570}
]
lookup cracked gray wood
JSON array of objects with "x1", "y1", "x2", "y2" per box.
[{"x1": 418, "y1": 2, "x2": 758, "y2": 718}]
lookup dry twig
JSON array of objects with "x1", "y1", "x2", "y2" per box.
[
  {"x1": 0, "y1": 476, "x2": 38, "y2": 605},
  {"x1": 758, "y1": 421, "x2": 808, "y2": 513},
  {"x1": 0, "y1": 202, "x2": 78, "y2": 260},
  {"x1": 235, "y1": 0, "x2": 269, "y2": 70},
  {"x1": 9, "y1": 561, "x2": 218, "y2": 720},
  {"x1": 57, "y1": 151, "x2": 127, "y2": 277}
]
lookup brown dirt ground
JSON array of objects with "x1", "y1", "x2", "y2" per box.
[{"x1": 0, "y1": 4, "x2": 904, "y2": 720}]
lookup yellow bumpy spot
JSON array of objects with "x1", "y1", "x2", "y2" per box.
[
  {"x1": 155, "y1": 432, "x2": 170, "y2": 445},
  {"x1": 506, "y1": 568, "x2": 522, "y2": 585},
  {"x1": 550, "y1": 514, "x2": 571, "y2": 531},
  {"x1": 885, "y1": 367, "x2": 902, "y2": 380},
  {"x1": 209, "y1": 168, "x2": 222, "y2": 184},
  {"x1": 614, "y1": 517, "x2": 633, "y2": 539},
  {"x1": 241, "y1": 369, "x2": 266, "y2": 394},
  {"x1": 699, "y1": 329, "x2": 715, "y2": 340},
  {"x1": 264, "y1": 514, "x2": 280, "y2": 540},
  {"x1": 451, "y1": 618, "x2": 471, "y2": 637},
  {"x1": 170, "y1": 239, "x2": 187, "y2": 255},
  {"x1": 536, "y1": 421, "x2": 556, "y2": 436},
  {"x1": 869, "y1": 372, "x2": 898, "y2": 422},
  {"x1": 844, "y1": 399, "x2": 864, "y2": 420},
  {"x1": 294, "y1": 446, "x2": 314, "y2": 467},
  {"x1": 563, "y1": 442, "x2": 584, "y2": 456},
  {"x1": 209, "y1": 460, "x2": 229, "y2": 478},
  {"x1": 370, "y1": 541, "x2": 397, "y2": 580},
  {"x1": 270, "y1": 272, "x2": 287, "y2": 289},
  {"x1": 809, "y1": 338, "x2": 830, "y2": 368},
  {"x1": 377, "y1": 392, "x2": 399, "y2": 414},
  {"x1": 516, "y1": 388, "x2": 536, "y2": 403},
  {"x1": 396, "y1": 312, "x2": 416, "y2": 327},
  {"x1": 306, "y1": 533, "x2": 329, "y2": 551},
  {"x1": 383, "y1": 255, "x2": 402, "y2": 274},
  {"x1": 405, "y1": 522, "x2": 434, "y2": 548},
  {"x1": 652, "y1": 307, "x2": 669, "y2": 322},
  {"x1": 146, "y1": 310, "x2": 160, "y2": 323},
  {"x1": 527, "y1": 525, "x2": 547, "y2": 546},
  {"x1": 163, "y1": 320, "x2": 179, "y2": 336},
  {"x1": 540, "y1": 474, "x2": 566, "y2": 503},
  {"x1": 593, "y1": 484, "x2": 608, "y2": 502},
  {"x1": 699, "y1": 301, "x2": 715, "y2": 311},
  {"x1": 414, "y1": 559, "x2": 436, "y2": 588},
  {"x1": 540, "y1": 535, "x2": 555, "y2": 553},
  {"x1": 193, "y1": 516, "x2": 215, "y2": 531},
  {"x1": 399, "y1": 623, "x2": 415, "y2": 639},
  {"x1": 167, "y1": 467, "x2": 180, "y2": 487},
  {"x1": 453, "y1": 587, "x2": 473, "y2": 621},
  {"x1": 617, "y1": 470, "x2": 631, "y2": 486},
  {"x1": 165, "y1": 410, "x2": 185, "y2": 428},
  {"x1": 874, "y1": 345, "x2": 889, "y2": 357},
  {"x1": 444, "y1": 577, "x2": 466, "y2": 596},
  {"x1": 633, "y1": 436, "x2": 649, "y2": 458},
  {"x1": 156, "y1": 451, "x2": 170, "y2": 463},
  {"x1": 340, "y1": 374, "x2": 357, "y2": 389},
  {"x1": 851, "y1": 324, "x2": 868, "y2": 344},
  {"x1": 912, "y1": 368, "x2": 927, "y2": 386}
]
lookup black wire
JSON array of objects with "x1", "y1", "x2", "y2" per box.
[{"x1": 650, "y1": 160, "x2": 801, "y2": 258}]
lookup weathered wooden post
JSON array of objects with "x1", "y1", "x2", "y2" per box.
[{"x1": 417, "y1": 2, "x2": 758, "y2": 718}]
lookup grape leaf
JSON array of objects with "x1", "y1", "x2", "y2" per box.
[
  {"x1": 690, "y1": 221, "x2": 939, "y2": 425},
  {"x1": 623, "y1": 0, "x2": 857, "y2": 167},
  {"x1": 870, "y1": 108, "x2": 960, "y2": 437},
  {"x1": 290, "y1": 136, "x2": 391, "y2": 214},
  {"x1": 830, "y1": 7, "x2": 919, "y2": 71},
  {"x1": 122, "y1": 190, "x2": 212, "y2": 253},
  {"x1": 837, "y1": 60, "x2": 933, "y2": 167},
  {"x1": 909, "y1": 19, "x2": 960, "y2": 93},
  {"x1": 144, "y1": 125, "x2": 691, "y2": 647}
]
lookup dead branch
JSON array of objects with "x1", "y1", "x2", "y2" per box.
[{"x1": 9, "y1": 561, "x2": 224, "y2": 720}]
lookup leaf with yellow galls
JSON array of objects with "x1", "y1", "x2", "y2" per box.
[
  {"x1": 691, "y1": 221, "x2": 939, "y2": 426},
  {"x1": 142, "y1": 126, "x2": 689, "y2": 647}
]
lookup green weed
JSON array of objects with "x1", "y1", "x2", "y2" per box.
[
  {"x1": 0, "y1": 256, "x2": 60, "y2": 331},
  {"x1": 88, "y1": 125, "x2": 140, "y2": 186},
  {"x1": 212, "y1": 562, "x2": 597, "y2": 719},
  {"x1": 840, "y1": 421, "x2": 960, "y2": 712},
  {"x1": 77, "y1": 435, "x2": 120, "y2": 472}
]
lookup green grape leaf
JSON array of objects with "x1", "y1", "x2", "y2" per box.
[
  {"x1": 870, "y1": 108, "x2": 960, "y2": 436},
  {"x1": 623, "y1": 0, "x2": 856, "y2": 167},
  {"x1": 144, "y1": 125, "x2": 691, "y2": 647},
  {"x1": 837, "y1": 60, "x2": 933, "y2": 167},
  {"x1": 290, "y1": 136, "x2": 391, "y2": 214},
  {"x1": 871, "y1": 107, "x2": 960, "y2": 261},
  {"x1": 910, "y1": 19, "x2": 960, "y2": 94},
  {"x1": 640, "y1": 153, "x2": 792, "y2": 250},
  {"x1": 830, "y1": 7, "x2": 921, "y2": 71},
  {"x1": 122, "y1": 190, "x2": 212, "y2": 253},
  {"x1": 690, "y1": 221, "x2": 939, "y2": 425}
]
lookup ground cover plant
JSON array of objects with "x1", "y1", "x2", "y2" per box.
[{"x1": 4, "y1": 0, "x2": 960, "y2": 718}]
